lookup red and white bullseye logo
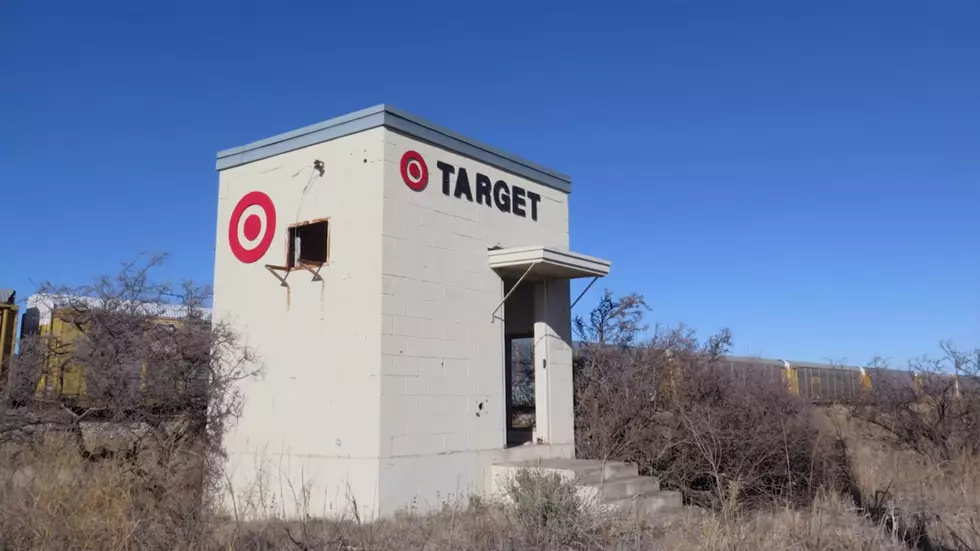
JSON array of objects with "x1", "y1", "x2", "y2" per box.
[
  {"x1": 228, "y1": 191, "x2": 277, "y2": 264},
  {"x1": 400, "y1": 150, "x2": 428, "y2": 191}
]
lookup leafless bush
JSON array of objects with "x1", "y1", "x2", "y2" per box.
[
  {"x1": 504, "y1": 469, "x2": 587, "y2": 538},
  {"x1": 664, "y1": 367, "x2": 843, "y2": 511},
  {"x1": 0, "y1": 254, "x2": 260, "y2": 547},
  {"x1": 572, "y1": 291, "x2": 681, "y2": 463},
  {"x1": 851, "y1": 342, "x2": 980, "y2": 461},
  {"x1": 574, "y1": 291, "x2": 843, "y2": 512}
]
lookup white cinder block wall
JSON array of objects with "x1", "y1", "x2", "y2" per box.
[
  {"x1": 214, "y1": 127, "x2": 386, "y2": 519},
  {"x1": 213, "y1": 106, "x2": 581, "y2": 520},
  {"x1": 377, "y1": 129, "x2": 571, "y2": 514}
]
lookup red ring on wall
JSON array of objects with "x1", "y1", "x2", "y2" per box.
[
  {"x1": 229, "y1": 191, "x2": 277, "y2": 264},
  {"x1": 400, "y1": 150, "x2": 428, "y2": 191}
]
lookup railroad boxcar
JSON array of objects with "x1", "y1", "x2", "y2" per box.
[
  {"x1": 19, "y1": 293, "x2": 210, "y2": 409},
  {"x1": 0, "y1": 289, "x2": 17, "y2": 391}
]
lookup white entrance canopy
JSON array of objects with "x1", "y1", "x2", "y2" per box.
[
  {"x1": 488, "y1": 246, "x2": 610, "y2": 321},
  {"x1": 487, "y1": 246, "x2": 610, "y2": 281}
]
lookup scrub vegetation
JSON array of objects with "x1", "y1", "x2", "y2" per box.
[{"x1": 0, "y1": 258, "x2": 978, "y2": 550}]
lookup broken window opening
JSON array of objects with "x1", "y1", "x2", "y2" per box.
[{"x1": 288, "y1": 220, "x2": 329, "y2": 268}]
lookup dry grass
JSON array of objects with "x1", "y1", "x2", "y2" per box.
[
  {"x1": 662, "y1": 492, "x2": 906, "y2": 551},
  {"x1": 0, "y1": 430, "x2": 925, "y2": 551},
  {"x1": 218, "y1": 492, "x2": 909, "y2": 551},
  {"x1": 1, "y1": 410, "x2": 976, "y2": 550},
  {"x1": 830, "y1": 407, "x2": 980, "y2": 550},
  {"x1": 0, "y1": 432, "x2": 210, "y2": 551}
]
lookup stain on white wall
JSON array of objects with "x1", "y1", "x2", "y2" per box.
[{"x1": 214, "y1": 128, "x2": 386, "y2": 519}]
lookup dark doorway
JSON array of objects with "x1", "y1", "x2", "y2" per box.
[
  {"x1": 506, "y1": 335, "x2": 535, "y2": 447},
  {"x1": 503, "y1": 277, "x2": 536, "y2": 447}
]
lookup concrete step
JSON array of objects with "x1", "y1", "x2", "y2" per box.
[
  {"x1": 581, "y1": 475, "x2": 662, "y2": 501},
  {"x1": 491, "y1": 445, "x2": 574, "y2": 464},
  {"x1": 493, "y1": 458, "x2": 638, "y2": 484},
  {"x1": 575, "y1": 465, "x2": 646, "y2": 486},
  {"x1": 490, "y1": 457, "x2": 679, "y2": 519},
  {"x1": 573, "y1": 462, "x2": 640, "y2": 483},
  {"x1": 600, "y1": 490, "x2": 684, "y2": 517}
]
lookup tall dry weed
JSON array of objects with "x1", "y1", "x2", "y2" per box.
[
  {"x1": 0, "y1": 432, "x2": 210, "y2": 551},
  {"x1": 833, "y1": 409, "x2": 980, "y2": 550},
  {"x1": 662, "y1": 492, "x2": 907, "y2": 551},
  {"x1": 0, "y1": 424, "x2": 957, "y2": 551}
]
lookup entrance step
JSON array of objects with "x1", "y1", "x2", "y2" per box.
[
  {"x1": 495, "y1": 457, "x2": 639, "y2": 481},
  {"x1": 601, "y1": 490, "x2": 684, "y2": 516},
  {"x1": 490, "y1": 458, "x2": 683, "y2": 517},
  {"x1": 585, "y1": 474, "x2": 662, "y2": 501}
]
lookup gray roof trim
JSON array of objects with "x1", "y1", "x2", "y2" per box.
[
  {"x1": 381, "y1": 106, "x2": 571, "y2": 192},
  {"x1": 215, "y1": 105, "x2": 386, "y2": 171},
  {"x1": 215, "y1": 104, "x2": 572, "y2": 193}
]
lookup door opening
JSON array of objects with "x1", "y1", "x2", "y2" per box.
[
  {"x1": 502, "y1": 277, "x2": 536, "y2": 448},
  {"x1": 506, "y1": 336, "x2": 535, "y2": 447}
]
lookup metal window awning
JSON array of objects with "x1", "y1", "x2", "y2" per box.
[
  {"x1": 488, "y1": 246, "x2": 610, "y2": 280},
  {"x1": 488, "y1": 246, "x2": 610, "y2": 322}
]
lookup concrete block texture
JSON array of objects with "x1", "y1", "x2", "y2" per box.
[
  {"x1": 214, "y1": 127, "x2": 387, "y2": 519},
  {"x1": 376, "y1": 129, "x2": 574, "y2": 513},
  {"x1": 214, "y1": 118, "x2": 578, "y2": 519}
]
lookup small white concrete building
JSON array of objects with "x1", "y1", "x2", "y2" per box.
[{"x1": 213, "y1": 105, "x2": 612, "y2": 519}]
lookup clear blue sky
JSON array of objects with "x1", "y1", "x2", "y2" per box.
[{"x1": 3, "y1": 0, "x2": 977, "y2": 365}]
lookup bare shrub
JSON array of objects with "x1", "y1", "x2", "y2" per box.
[
  {"x1": 851, "y1": 342, "x2": 980, "y2": 461},
  {"x1": 0, "y1": 254, "x2": 260, "y2": 548},
  {"x1": 574, "y1": 290, "x2": 843, "y2": 511},
  {"x1": 663, "y1": 368, "x2": 841, "y2": 511},
  {"x1": 573, "y1": 291, "x2": 706, "y2": 463},
  {"x1": 505, "y1": 469, "x2": 586, "y2": 536}
]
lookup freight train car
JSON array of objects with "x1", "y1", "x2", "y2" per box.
[
  {"x1": 715, "y1": 355, "x2": 790, "y2": 390},
  {"x1": 721, "y1": 355, "x2": 872, "y2": 403},
  {"x1": 5, "y1": 288, "x2": 970, "y2": 410},
  {"x1": 575, "y1": 345, "x2": 966, "y2": 406},
  {"x1": 791, "y1": 361, "x2": 869, "y2": 403},
  {"x1": 18, "y1": 293, "x2": 211, "y2": 409},
  {"x1": 0, "y1": 289, "x2": 17, "y2": 391},
  {"x1": 719, "y1": 355, "x2": 977, "y2": 404}
]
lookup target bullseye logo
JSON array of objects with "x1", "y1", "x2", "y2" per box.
[
  {"x1": 400, "y1": 150, "x2": 428, "y2": 191},
  {"x1": 229, "y1": 191, "x2": 276, "y2": 264}
]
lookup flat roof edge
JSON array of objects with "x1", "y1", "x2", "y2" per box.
[
  {"x1": 488, "y1": 246, "x2": 611, "y2": 278},
  {"x1": 215, "y1": 106, "x2": 386, "y2": 172},
  {"x1": 215, "y1": 105, "x2": 572, "y2": 193}
]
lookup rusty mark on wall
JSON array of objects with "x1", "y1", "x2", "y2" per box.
[{"x1": 319, "y1": 279, "x2": 325, "y2": 320}]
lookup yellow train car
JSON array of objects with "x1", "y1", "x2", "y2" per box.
[
  {"x1": 20, "y1": 294, "x2": 210, "y2": 408},
  {"x1": 0, "y1": 289, "x2": 18, "y2": 389},
  {"x1": 718, "y1": 356, "x2": 870, "y2": 403}
]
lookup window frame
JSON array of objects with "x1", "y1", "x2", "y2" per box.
[{"x1": 286, "y1": 217, "x2": 331, "y2": 270}]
